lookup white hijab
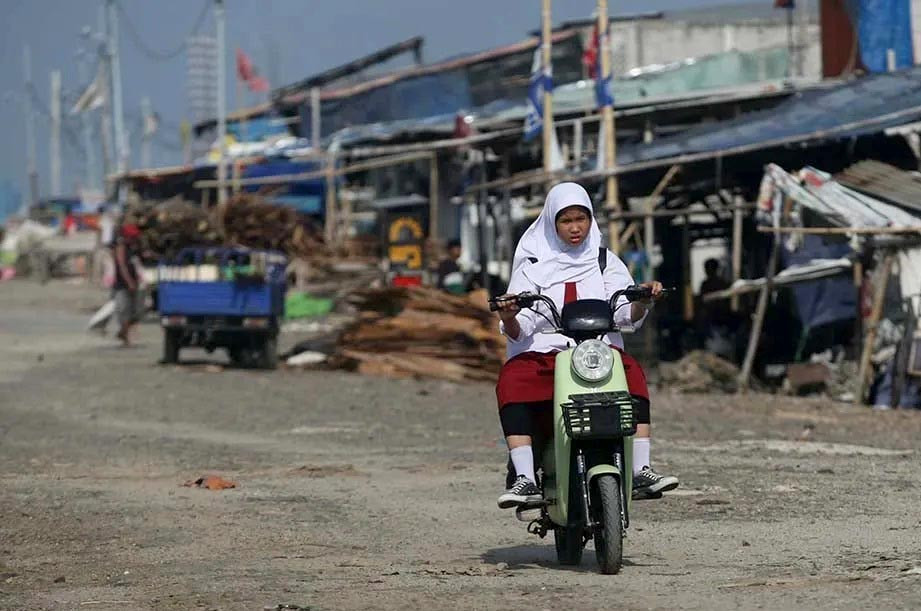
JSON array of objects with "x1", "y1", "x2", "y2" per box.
[{"x1": 513, "y1": 182, "x2": 604, "y2": 290}]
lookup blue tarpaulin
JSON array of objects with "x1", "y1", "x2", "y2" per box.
[
  {"x1": 782, "y1": 236, "x2": 856, "y2": 329},
  {"x1": 241, "y1": 159, "x2": 325, "y2": 215},
  {"x1": 856, "y1": 0, "x2": 914, "y2": 72},
  {"x1": 227, "y1": 116, "x2": 291, "y2": 142}
]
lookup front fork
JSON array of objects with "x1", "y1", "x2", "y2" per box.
[{"x1": 577, "y1": 443, "x2": 630, "y2": 532}]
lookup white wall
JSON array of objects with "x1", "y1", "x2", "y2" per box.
[{"x1": 609, "y1": 19, "x2": 822, "y2": 80}]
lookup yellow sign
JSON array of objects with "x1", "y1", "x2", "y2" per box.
[
  {"x1": 387, "y1": 215, "x2": 425, "y2": 270},
  {"x1": 388, "y1": 216, "x2": 423, "y2": 243},
  {"x1": 389, "y1": 244, "x2": 423, "y2": 270}
]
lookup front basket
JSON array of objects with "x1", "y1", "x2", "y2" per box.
[{"x1": 562, "y1": 391, "x2": 637, "y2": 440}]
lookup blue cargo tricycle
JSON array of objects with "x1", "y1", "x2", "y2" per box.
[{"x1": 157, "y1": 247, "x2": 287, "y2": 369}]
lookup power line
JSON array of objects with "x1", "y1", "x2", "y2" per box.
[{"x1": 116, "y1": 0, "x2": 211, "y2": 62}]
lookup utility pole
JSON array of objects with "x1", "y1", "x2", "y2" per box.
[
  {"x1": 22, "y1": 46, "x2": 39, "y2": 208},
  {"x1": 97, "y1": 6, "x2": 113, "y2": 184},
  {"x1": 598, "y1": 0, "x2": 621, "y2": 252},
  {"x1": 141, "y1": 96, "x2": 153, "y2": 169},
  {"x1": 77, "y1": 28, "x2": 99, "y2": 191},
  {"x1": 106, "y1": 0, "x2": 128, "y2": 195},
  {"x1": 215, "y1": 0, "x2": 228, "y2": 206},
  {"x1": 50, "y1": 70, "x2": 62, "y2": 197},
  {"x1": 540, "y1": 0, "x2": 553, "y2": 175}
]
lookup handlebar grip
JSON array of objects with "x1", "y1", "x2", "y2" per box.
[{"x1": 488, "y1": 299, "x2": 500, "y2": 312}]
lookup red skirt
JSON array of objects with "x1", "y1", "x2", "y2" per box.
[{"x1": 496, "y1": 348, "x2": 649, "y2": 410}]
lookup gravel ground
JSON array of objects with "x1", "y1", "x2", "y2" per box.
[{"x1": 1, "y1": 279, "x2": 920, "y2": 611}]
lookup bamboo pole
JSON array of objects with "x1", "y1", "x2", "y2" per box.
[
  {"x1": 731, "y1": 196, "x2": 743, "y2": 312},
  {"x1": 682, "y1": 215, "x2": 693, "y2": 320},
  {"x1": 598, "y1": 0, "x2": 621, "y2": 252},
  {"x1": 429, "y1": 152, "x2": 439, "y2": 243},
  {"x1": 609, "y1": 203, "x2": 755, "y2": 221},
  {"x1": 738, "y1": 233, "x2": 781, "y2": 394},
  {"x1": 194, "y1": 150, "x2": 435, "y2": 189},
  {"x1": 541, "y1": 0, "x2": 553, "y2": 176},
  {"x1": 324, "y1": 152, "x2": 336, "y2": 245},
  {"x1": 855, "y1": 253, "x2": 895, "y2": 404},
  {"x1": 757, "y1": 225, "x2": 921, "y2": 235}
]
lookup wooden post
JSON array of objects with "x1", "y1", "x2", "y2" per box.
[
  {"x1": 231, "y1": 160, "x2": 241, "y2": 195},
  {"x1": 324, "y1": 152, "x2": 336, "y2": 246},
  {"x1": 738, "y1": 234, "x2": 781, "y2": 393},
  {"x1": 682, "y1": 214, "x2": 693, "y2": 321},
  {"x1": 855, "y1": 253, "x2": 895, "y2": 404},
  {"x1": 731, "y1": 195, "x2": 743, "y2": 312},
  {"x1": 428, "y1": 152, "x2": 439, "y2": 243},
  {"x1": 644, "y1": 198, "x2": 654, "y2": 282},
  {"x1": 541, "y1": 0, "x2": 553, "y2": 175},
  {"x1": 598, "y1": 0, "x2": 621, "y2": 252}
]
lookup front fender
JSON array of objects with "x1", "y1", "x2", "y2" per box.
[{"x1": 586, "y1": 464, "x2": 621, "y2": 484}]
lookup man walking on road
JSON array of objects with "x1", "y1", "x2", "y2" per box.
[{"x1": 113, "y1": 224, "x2": 144, "y2": 346}]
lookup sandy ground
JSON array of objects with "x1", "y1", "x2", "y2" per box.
[{"x1": 1, "y1": 279, "x2": 921, "y2": 611}]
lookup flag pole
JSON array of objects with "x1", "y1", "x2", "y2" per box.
[
  {"x1": 541, "y1": 0, "x2": 553, "y2": 175},
  {"x1": 598, "y1": 0, "x2": 621, "y2": 252}
]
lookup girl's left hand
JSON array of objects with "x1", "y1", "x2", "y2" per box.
[{"x1": 639, "y1": 281, "x2": 664, "y2": 304}]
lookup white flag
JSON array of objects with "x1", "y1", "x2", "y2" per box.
[{"x1": 71, "y1": 65, "x2": 106, "y2": 114}]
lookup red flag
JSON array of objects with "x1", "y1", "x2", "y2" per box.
[
  {"x1": 236, "y1": 48, "x2": 255, "y2": 82},
  {"x1": 774, "y1": 0, "x2": 795, "y2": 7},
  {"x1": 236, "y1": 48, "x2": 269, "y2": 92},
  {"x1": 582, "y1": 25, "x2": 599, "y2": 79}
]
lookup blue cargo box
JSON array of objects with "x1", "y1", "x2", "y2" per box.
[
  {"x1": 158, "y1": 280, "x2": 284, "y2": 317},
  {"x1": 157, "y1": 247, "x2": 287, "y2": 318}
]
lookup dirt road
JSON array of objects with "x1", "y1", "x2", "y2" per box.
[{"x1": 2, "y1": 280, "x2": 920, "y2": 610}]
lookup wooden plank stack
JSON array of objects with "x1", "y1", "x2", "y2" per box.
[
  {"x1": 217, "y1": 194, "x2": 325, "y2": 259},
  {"x1": 333, "y1": 287, "x2": 505, "y2": 382},
  {"x1": 126, "y1": 197, "x2": 221, "y2": 260}
]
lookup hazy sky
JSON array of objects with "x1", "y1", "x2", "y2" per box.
[{"x1": 0, "y1": 0, "x2": 758, "y2": 202}]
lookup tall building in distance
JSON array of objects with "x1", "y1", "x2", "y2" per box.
[{"x1": 185, "y1": 35, "x2": 217, "y2": 160}]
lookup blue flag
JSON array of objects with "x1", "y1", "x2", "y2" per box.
[
  {"x1": 593, "y1": 29, "x2": 614, "y2": 109},
  {"x1": 524, "y1": 35, "x2": 553, "y2": 142}
]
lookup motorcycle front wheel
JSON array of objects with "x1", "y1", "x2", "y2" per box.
[{"x1": 592, "y1": 474, "x2": 624, "y2": 574}]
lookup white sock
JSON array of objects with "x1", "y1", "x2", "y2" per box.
[
  {"x1": 633, "y1": 437, "x2": 650, "y2": 475},
  {"x1": 509, "y1": 446, "x2": 536, "y2": 484}
]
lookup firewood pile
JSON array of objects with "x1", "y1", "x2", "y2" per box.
[
  {"x1": 331, "y1": 286, "x2": 505, "y2": 382},
  {"x1": 126, "y1": 197, "x2": 221, "y2": 260},
  {"x1": 217, "y1": 194, "x2": 325, "y2": 259}
]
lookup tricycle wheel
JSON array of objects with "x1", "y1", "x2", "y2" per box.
[
  {"x1": 163, "y1": 329, "x2": 181, "y2": 364},
  {"x1": 258, "y1": 335, "x2": 278, "y2": 370},
  {"x1": 592, "y1": 474, "x2": 624, "y2": 574},
  {"x1": 554, "y1": 524, "x2": 583, "y2": 566}
]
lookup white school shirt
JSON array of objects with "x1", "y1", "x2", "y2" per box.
[{"x1": 500, "y1": 249, "x2": 647, "y2": 360}]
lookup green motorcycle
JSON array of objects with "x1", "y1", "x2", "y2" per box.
[{"x1": 490, "y1": 285, "x2": 661, "y2": 574}]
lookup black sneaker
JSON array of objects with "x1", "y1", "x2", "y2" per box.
[
  {"x1": 632, "y1": 466, "x2": 679, "y2": 500},
  {"x1": 498, "y1": 476, "x2": 542, "y2": 509}
]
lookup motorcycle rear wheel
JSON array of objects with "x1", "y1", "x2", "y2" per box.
[{"x1": 593, "y1": 474, "x2": 624, "y2": 574}]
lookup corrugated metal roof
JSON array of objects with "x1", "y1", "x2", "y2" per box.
[
  {"x1": 835, "y1": 160, "x2": 921, "y2": 215},
  {"x1": 617, "y1": 66, "x2": 921, "y2": 166}
]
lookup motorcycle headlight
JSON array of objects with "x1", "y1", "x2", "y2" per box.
[{"x1": 571, "y1": 339, "x2": 614, "y2": 382}]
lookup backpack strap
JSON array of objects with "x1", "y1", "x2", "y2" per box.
[{"x1": 598, "y1": 247, "x2": 607, "y2": 274}]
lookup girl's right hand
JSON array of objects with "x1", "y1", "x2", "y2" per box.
[{"x1": 494, "y1": 294, "x2": 520, "y2": 322}]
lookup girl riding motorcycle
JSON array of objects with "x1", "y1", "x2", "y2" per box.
[{"x1": 493, "y1": 182, "x2": 679, "y2": 508}]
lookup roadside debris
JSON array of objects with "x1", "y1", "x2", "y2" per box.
[
  {"x1": 330, "y1": 287, "x2": 504, "y2": 382},
  {"x1": 659, "y1": 350, "x2": 742, "y2": 393},
  {"x1": 182, "y1": 475, "x2": 237, "y2": 490}
]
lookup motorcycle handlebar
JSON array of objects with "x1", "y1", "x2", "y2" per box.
[{"x1": 488, "y1": 286, "x2": 673, "y2": 312}]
